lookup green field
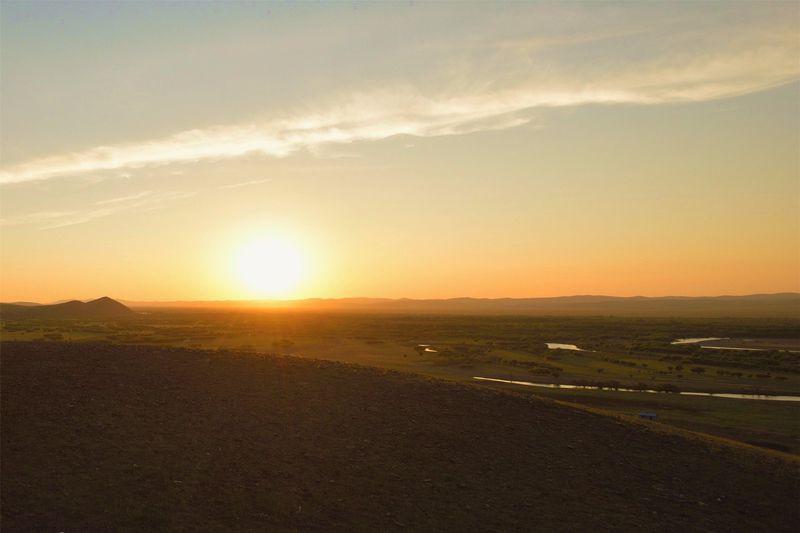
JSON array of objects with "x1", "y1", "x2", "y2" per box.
[{"x1": 2, "y1": 310, "x2": 798, "y2": 453}]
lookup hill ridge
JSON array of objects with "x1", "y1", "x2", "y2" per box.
[{"x1": 0, "y1": 297, "x2": 134, "y2": 319}]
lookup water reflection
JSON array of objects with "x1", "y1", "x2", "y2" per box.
[
  {"x1": 671, "y1": 337, "x2": 727, "y2": 345},
  {"x1": 546, "y1": 343, "x2": 584, "y2": 351},
  {"x1": 671, "y1": 338, "x2": 800, "y2": 353},
  {"x1": 473, "y1": 376, "x2": 800, "y2": 402}
]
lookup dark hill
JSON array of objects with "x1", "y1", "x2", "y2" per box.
[
  {"x1": 1, "y1": 341, "x2": 796, "y2": 531},
  {"x1": 0, "y1": 297, "x2": 134, "y2": 319}
]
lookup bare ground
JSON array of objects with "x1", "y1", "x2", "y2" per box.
[{"x1": 1, "y1": 341, "x2": 798, "y2": 531}]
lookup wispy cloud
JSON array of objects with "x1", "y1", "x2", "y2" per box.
[
  {"x1": 1, "y1": 22, "x2": 796, "y2": 185},
  {"x1": 217, "y1": 178, "x2": 271, "y2": 190},
  {"x1": 94, "y1": 190, "x2": 153, "y2": 205},
  {"x1": 0, "y1": 210, "x2": 79, "y2": 227},
  {"x1": 0, "y1": 190, "x2": 195, "y2": 229}
]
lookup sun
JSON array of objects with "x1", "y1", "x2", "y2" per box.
[{"x1": 235, "y1": 236, "x2": 305, "y2": 298}]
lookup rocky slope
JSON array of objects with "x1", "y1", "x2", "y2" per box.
[{"x1": 2, "y1": 341, "x2": 797, "y2": 531}]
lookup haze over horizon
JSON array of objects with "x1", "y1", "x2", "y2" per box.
[
  {"x1": 2, "y1": 2, "x2": 798, "y2": 302},
  {"x1": 6, "y1": 291, "x2": 799, "y2": 306}
]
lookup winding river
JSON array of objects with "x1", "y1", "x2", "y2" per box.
[{"x1": 473, "y1": 376, "x2": 800, "y2": 402}]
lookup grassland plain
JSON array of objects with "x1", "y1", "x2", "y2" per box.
[
  {"x1": 2, "y1": 341, "x2": 799, "y2": 532},
  {"x1": 3, "y1": 311, "x2": 799, "y2": 452},
  {"x1": 477, "y1": 383, "x2": 800, "y2": 454}
]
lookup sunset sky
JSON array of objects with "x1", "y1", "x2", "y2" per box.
[{"x1": 1, "y1": 1, "x2": 798, "y2": 302}]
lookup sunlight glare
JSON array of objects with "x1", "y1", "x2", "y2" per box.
[{"x1": 235, "y1": 236, "x2": 305, "y2": 298}]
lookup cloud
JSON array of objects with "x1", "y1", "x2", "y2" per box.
[
  {"x1": 0, "y1": 210, "x2": 78, "y2": 227},
  {"x1": 94, "y1": 190, "x2": 153, "y2": 205},
  {"x1": 1, "y1": 21, "x2": 796, "y2": 185},
  {"x1": 217, "y1": 178, "x2": 272, "y2": 190},
  {"x1": 0, "y1": 190, "x2": 195, "y2": 229}
]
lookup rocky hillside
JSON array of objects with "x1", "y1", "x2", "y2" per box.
[{"x1": 2, "y1": 341, "x2": 797, "y2": 531}]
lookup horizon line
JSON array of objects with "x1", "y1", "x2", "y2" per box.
[{"x1": 4, "y1": 291, "x2": 798, "y2": 306}]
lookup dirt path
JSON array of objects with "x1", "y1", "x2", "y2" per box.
[{"x1": 2, "y1": 341, "x2": 798, "y2": 531}]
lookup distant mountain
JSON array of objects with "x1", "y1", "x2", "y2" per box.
[
  {"x1": 124, "y1": 293, "x2": 800, "y2": 318},
  {"x1": 0, "y1": 297, "x2": 135, "y2": 319}
]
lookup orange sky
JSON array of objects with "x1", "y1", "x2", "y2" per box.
[{"x1": 1, "y1": 2, "x2": 798, "y2": 302}]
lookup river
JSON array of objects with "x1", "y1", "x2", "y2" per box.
[{"x1": 473, "y1": 376, "x2": 800, "y2": 402}]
